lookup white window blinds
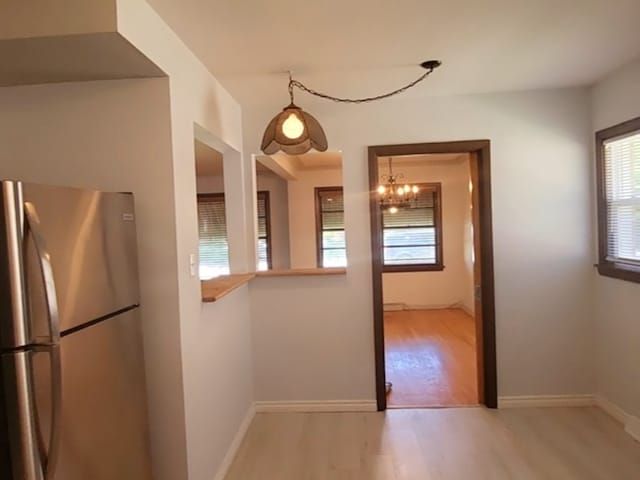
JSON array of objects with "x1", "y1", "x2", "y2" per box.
[
  {"x1": 382, "y1": 184, "x2": 441, "y2": 267},
  {"x1": 198, "y1": 194, "x2": 230, "y2": 279},
  {"x1": 603, "y1": 131, "x2": 640, "y2": 266},
  {"x1": 257, "y1": 191, "x2": 271, "y2": 271}
]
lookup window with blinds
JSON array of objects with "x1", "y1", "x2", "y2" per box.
[
  {"x1": 596, "y1": 117, "x2": 640, "y2": 283},
  {"x1": 257, "y1": 191, "x2": 272, "y2": 270},
  {"x1": 382, "y1": 183, "x2": 443, "y2": 272},
  {"x1": 315, "y1": 187, "x2": 347, "y2": 268},
  {"x1": 197, "y1": 193, "x2": 229, "y2": 279}
]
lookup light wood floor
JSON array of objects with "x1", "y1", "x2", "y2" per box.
[
  {"x1": 384, "y1": 309, "x2": 478, "y2": 407},
  {"x1": 224, "y1": 407, "x2": 640, "y2": 480}
]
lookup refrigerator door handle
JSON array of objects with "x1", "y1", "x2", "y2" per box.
[
  {"x1": 30, "y1": 345, "x2": 62, "y2": 480},
  {"x1": 24, "y1": 202, "x2": 62, "y2": 480},
  {"x1": 23, "y1": 202, "x2": 60, "y2": 344}
]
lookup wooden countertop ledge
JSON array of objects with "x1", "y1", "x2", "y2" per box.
[
  {"x1": 256, "y1": 267, "x2": 347, "y2": 277},
  {"x1": 201, "y1": 274, "x2": 255, "y2": 302},
  {"x1": 201, "y1": 268, "x2": 346, "y2": 302}
]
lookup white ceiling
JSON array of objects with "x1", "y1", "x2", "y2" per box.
[{"x1": 147, "y1": 0, "x2": 640, "y2": 108}]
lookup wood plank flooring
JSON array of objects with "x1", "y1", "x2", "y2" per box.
[
  {"x1": 384, "y1": 309, "x2": 478, "y2": 407},
  {"x1": 224, "y1": 407, "x2": 640, "y2": 480}
]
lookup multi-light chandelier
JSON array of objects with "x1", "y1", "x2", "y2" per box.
[
  {"x1": 261, "y1": 61, "x2": 442, "y2": 155},
  {"x1": 377, "y1": 157, "x2": 419, "y2": 214}
]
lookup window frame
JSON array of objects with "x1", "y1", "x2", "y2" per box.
[
  {"x1": 314, "y1": 186, "x2": 346, "y2": 268},
  {"x1": 382, "y1": 182, "x2": 444, "y2": 273},
  {"x1": 257, "y1": 190, "x2": 273, "y2": 270},
  {"x1": 595, "y1": 116, "x2": 640, "y2": 284}
]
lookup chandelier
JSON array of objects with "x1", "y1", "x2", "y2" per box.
[
  {"x1": 377, "y1": 158, "x2": 419, "y2": 214},
  {"x1": 261, "y1": 61, "x2": 442, "y2": 155}
]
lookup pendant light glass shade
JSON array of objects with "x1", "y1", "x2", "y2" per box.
[{"x1": 261, "y1": 103, "x2": 328, "y2": 155}]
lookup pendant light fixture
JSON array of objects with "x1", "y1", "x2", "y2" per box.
[
  {"x1": 261, "y1": 61, "x2": 442, "y2": 155},
  {"x1": 261, "y1": 73, "x2": 328, "y2": 155},
  {"x1": 377, "y1": 157, "x2": 419, "y2": 214}
]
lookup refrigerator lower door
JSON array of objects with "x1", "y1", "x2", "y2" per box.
[
  {"x1": 19, "y1": 181, "x2": 140, "y2": 335},
  {"x1": 32, "y1": 308, "x2": 152, "y2": 480}
]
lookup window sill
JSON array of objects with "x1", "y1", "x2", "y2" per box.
[
  {"x1": 201, "y1": 274, "x2": 256, "y2": 302},
  {"x1": 597, "y1": 263, "x2": 640, "y2": 284},
  {"x1": 383, "y1": 264, "x2": 445, "y2": 273},
  {"x1": 256, "y1": 267, "x2": 347, "y2": 277}
]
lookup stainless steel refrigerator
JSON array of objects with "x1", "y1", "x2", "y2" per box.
[{"x1": 0, "y1": 181, "x2": 153, "y2": 480}]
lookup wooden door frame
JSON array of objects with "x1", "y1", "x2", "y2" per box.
[{"x1": 368, "y1": 140, "x2": 497, "y2": 410}]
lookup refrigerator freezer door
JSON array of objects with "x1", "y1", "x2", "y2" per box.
[
  {"x1": 32, "y1": 308, "x2": 152, "y2": 480},
  {"x1": 21, "y1": 182, "x2": 140, "y2": 334}
]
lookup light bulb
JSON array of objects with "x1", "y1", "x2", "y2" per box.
[
  {"x1": 389, "y1": 206, "x2": 398, "y2": 214},
  {"x1": 412, "y1": 185, "x2": 419, "y2": 194},
  {"x1": 281, "y1": 113, "x2": 305, "y2": 139},
  {"x1": 404, "y1": 185, "x2": 410, "y2": 192},
  {"x1": 397, "y1": 187, "x2": 404, "y2": 195},
  {"x1": 377, "y1": 185, "x2": 386, "y2": 194}
]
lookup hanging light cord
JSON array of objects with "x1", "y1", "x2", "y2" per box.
[{"x1": 288, "y1": 60, "x2": 441, "y2": 105}]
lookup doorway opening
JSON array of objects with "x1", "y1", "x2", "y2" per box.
[{"x1": 368, "y1": 141, "x2": 497, "y2": 410}]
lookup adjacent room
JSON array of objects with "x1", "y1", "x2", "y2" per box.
[
  {"x1": 379, "y1": 153, "x2": 479, "y2": 408},
  {"x1": 1, "y1": 1, "x2": 639, "y2": 480}
]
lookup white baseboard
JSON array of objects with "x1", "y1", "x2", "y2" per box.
[
  {"x1": 255, "y1": 400, "x2": 377, "y2": 413},
  {"x1": 383, "y1": 303, "x2": 474, "y2": 314},
  {"x1": 595, "y1": 395, "x2": 640, "y2": 443},
  {"x1": 498, "y1": 394, "x2": 595, "y2": 408},
  {"x1": 213, "y1": 403, "x2": 256, "y2": 480},
  {"x1": 383, "y1": 303, "x2": 406, "y2": 311},
  {"x1": 595, "y1": 395, "x2": 628, "y2": 423}
]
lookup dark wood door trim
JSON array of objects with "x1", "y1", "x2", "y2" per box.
[{"x1": 368, "y1": 140, "x2": 498, "y2": 410}]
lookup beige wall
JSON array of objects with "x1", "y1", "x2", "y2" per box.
[
  {"x1": 382, "y1": 157, "x2": 474, "y2": 313},
  {"x1": 247, "y1": 87, "x2": 594, "y2": 402},
  {"x1": 591, "y1": 56, "x2": 640, "y2": 421},
  {"x1": 288, "y1": 167, "x2": 343, "y2": 268}
]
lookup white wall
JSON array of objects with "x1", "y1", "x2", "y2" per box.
[
  {"x1": 288, "y1": 167, "x2": 343, "y2": 268},
  {"x1": 114, "y1": 3, "x2": 256, "y2": 479},
  {"x1": 246, "y1": 87, "x2": 595, "y2": 402},
  {"x1": 382, "y1": 158, "x2": 474, "y2": 313},
  {"x1": 191, "y1": 287, "x2": 253, "y2": 480},
  {"x1": 591, "y1": 56, "x2": 640, "y2": 420}
]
